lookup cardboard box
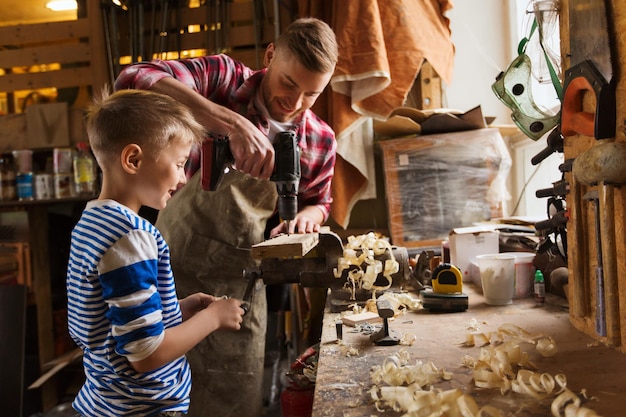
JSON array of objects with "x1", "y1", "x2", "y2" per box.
[{"x1": 449, "y1": 226, "x2": 499, "y2": 282}]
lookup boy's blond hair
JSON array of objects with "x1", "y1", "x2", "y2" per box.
[
  {"x1": 273, "y1": 17, "x2": 338, "y2": 74},
  {"x1": 86, "y1": 88, "x2": 205, "y2": 168}
]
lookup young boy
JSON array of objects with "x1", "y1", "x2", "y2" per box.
[{"x1": 66, "y1": 89, "x2": 246, "y2": 417}]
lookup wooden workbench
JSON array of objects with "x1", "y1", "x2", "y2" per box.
[{"x1": 312, "y1": 285, "x2": 626, "y2": 416}]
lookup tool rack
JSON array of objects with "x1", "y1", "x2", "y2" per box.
[{"x1": 560, "y1": 0, "x2": 626, "y2": 352}]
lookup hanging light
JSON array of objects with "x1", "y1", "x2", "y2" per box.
[{"x1": 45, "y1": 0, "x2": 78, "y2": 11}]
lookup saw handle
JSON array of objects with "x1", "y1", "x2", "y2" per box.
[{"x1": 561, "y1": 60, "x2": 615, "y2": 139}]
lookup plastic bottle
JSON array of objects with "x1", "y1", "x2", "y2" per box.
[
  {"x1": 534, "y1": 270, "x2": 546, "y2": 304},
  {"x1": 73, "y1": 142, "x2": 97, "y2": 196}
]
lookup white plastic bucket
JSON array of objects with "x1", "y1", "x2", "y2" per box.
[
  {"x1": 507, "y1": 252, "x2": 536, "y2": 298},
  {"x1": 476, "y1": 254, "x2": 516, "y2": 305}
]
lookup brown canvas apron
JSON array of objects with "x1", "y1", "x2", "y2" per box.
[{"x1": 156, "y1": 171, "x2": 277, "y2": 417}]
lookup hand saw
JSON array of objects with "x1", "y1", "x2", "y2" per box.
[{"x1": 561, "y1": 0, "x2": 615, "y2": 139}]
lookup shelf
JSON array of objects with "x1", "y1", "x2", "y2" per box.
[{"x1": 0, "y1": 196, "x2": 95, "y2": 210}]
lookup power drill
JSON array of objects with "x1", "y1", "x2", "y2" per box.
[{"x1": 201, "y1": 131, "x2": 301, "y2": 231}]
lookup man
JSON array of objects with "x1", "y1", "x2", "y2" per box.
[{"x1": 114, "y1": 17, "x2": 338, "y2": 417}]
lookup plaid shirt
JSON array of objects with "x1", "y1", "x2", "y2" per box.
[{"x1": 115, "y1": 54, "x2": 336, "y2": 221}]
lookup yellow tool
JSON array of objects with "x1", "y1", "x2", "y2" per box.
[
  {"x1": 431, "y1": 263, "x2": 463, "y2": 293},
  {"x1": 421, "y1": 263, "x2": 468, "y2": 312}
]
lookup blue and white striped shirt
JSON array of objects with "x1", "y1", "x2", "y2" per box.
[{"x1": 66, "y1": 200, "x2": 191, "y2": 416}]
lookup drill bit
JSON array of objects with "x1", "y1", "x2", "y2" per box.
[{"x1": 285, "y1": 220, "x2": 291, "y2": 236}]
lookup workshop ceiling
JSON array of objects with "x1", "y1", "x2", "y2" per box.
[{"x1": 0, "y1": 0, "x2": 77, "y2": 27}]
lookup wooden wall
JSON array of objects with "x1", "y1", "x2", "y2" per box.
[
  {"x1": 0, "y1": 0, "x2": 296, "y2": 151},
  {"x1": 561, "y1": 0, "x2": 626, "y2": 353}
]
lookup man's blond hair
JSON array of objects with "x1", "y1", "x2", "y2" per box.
[{"x1": 273, "y1": 17, "x2": 338, "y2": 74}]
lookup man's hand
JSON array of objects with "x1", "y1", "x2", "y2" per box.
[
  {"x1": 228, "y1": 115, "x2": 275, "y2": 180},
  {"x1": 151, "y1": 77, "x2": 275, "y2": 180},
  {"x1": 269, "y1": 206, "x2": 325, "y2": 237}
]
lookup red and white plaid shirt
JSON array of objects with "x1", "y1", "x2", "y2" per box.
[{"x1": 115, "y1": 54, "x2": 336, "y2": 221}]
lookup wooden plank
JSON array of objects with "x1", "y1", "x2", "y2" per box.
[
  {"x1": 115, "y1": 25, "x2": 274, "y2": 54},
  {"x1": 0, "y1": 18, "x2": 90, "y2": 45},
  {"x1": 599, "y1": 183, "x2": 620, "y2": 346},
  {"x1": 26, "y1": 102, "x2": 70, "y2": 149},
  {"x1": 0, "y1": 66, "x2": 94, "y2": 93},
  {"x1": 0, "y1": 41, "x2": 91, "y2": 68},
  {"x1": 229, "y1": 24, "x2": 273, "y2": 47},
  {"x1": 227, "y1": 48, "x2": 266, "y2": 70},
  {"x1": 415, "y1": 60, "x2": 442, "y2": 110},
  {"x1": 85, "y1": 0, "x2": 109, "y2": 97},
  {"x1": 252, "y1": 233, "x2": 319, "y2": 260},
  {"x1": 341, "y1": 311, "x2": 382, "y2": 327},
  {"x1": 28, "y1": 348, "x2": 82, "y2": 390}
]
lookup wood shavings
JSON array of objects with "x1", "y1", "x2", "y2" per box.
[
  {"x1": 464, "y1": 332, "x2": 491, "y2": 347},
  {"x1": 463, "y1": 323, "x2": 603, "y2": 416},
  {"x1": 347, "y1": 303, "x2": 364, "y2": 314},
  {"x1": 368, "y1": 346, "x2": 516, "y2": 416},
  {"x1": 346, "y1": 347, "x2": 360, "y2": 357},
  {"x1": 551, "y1": 389, "x2": 602, "y2": 417},
  {"x1": 370, "y1": 350, "x2": 448, "y2": 388},
  {"x1": 467, "y1": 318, "x2": 483, "y2": 332},
  {"x1": 511, "y1": 369, "x2": 565, "y2": 399},
  {"x1": 400, "y1": 333, "x2": 417, "y2": 346},
  {"x1": 367, "y1": 322, "x2": 604, "y2": 417},
  {"x1": 371, "y1": 385, "x2": 504, "y2": 417},
  {"x1": 379, "y1": 291, "x2": 423, "y2": 312},
  {"x1": 333, "y1": 232, "x2": 399, "y2": 299}
]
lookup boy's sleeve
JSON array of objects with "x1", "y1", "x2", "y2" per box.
[{"x1": 98, "y1": 229, "x2": 165, "y2": 362}]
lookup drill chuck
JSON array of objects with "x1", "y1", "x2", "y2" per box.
[{"x1": 277, "y1": 194, "x2": 298, "y2": 222}]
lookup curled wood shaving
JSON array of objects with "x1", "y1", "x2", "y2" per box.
[
  {"x1": 511, "y1": 369, "x2": 565, "y2": 399},
  {"x1": 370, "y1": 351, "x2": 447, "y2": 388},
  {"x1": 346, "y1": 347, "x2": 360, "y2": 357},
  {"x1": 464, "y1": 324, "x2": 602, "y2": 416},
  {"x1": 370, "y1": 323, "x2": 603, "y2": 416},
  {"x1": 400, "y1": 333, "x2": 417, "y2": 346},
  {"x1": 371, "y1": 385, "x2": 504, "y2": 417},
  {"x1": 467, "y1": 318, "x2": 483, "y2": 332},
  {"x1": 333, "y1": 232, "x2": 399, "y2": 299},
  {"x1": 551, "y1": 389, "x2": 602, "y2": 417},
  {"x1": 376, "y1": 292, "x2": 422, "y2": 314}
]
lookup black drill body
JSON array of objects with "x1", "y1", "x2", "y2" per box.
[
  {"x1": 201, "y1": 131, "x2": 301, "y2": 223},
  {"x1": 270, "y1": 132, "x2": 301, "y2": 223}
]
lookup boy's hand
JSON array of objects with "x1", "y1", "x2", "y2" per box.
[
  {"x1": 208, "y1": 298, "x2": 246, "y2": 331},
  {"x1": 179, "y1": 292, "x2": 218, "y2": 321}
]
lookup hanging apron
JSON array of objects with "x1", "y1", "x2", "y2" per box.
[{"x1": 156, "y1": 171, "x2": 277, "y2": 417}]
